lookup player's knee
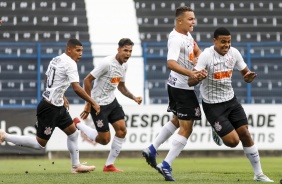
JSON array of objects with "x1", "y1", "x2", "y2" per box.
[
  {"x1": 224, "y1": 138, "x2": 240, "y2": 148},
  {"x1": 120, "y1": 129, "x2": 127, "y2": 137},
  {"x1": 116, "y1": 128, "x2": 127, "y2": 138},
  {"x1": 99, "y1": 137, "x2": 111, "y2": 145},
  {"x1": 96, "y1": 133, "x2": 111, "y2": 145}
]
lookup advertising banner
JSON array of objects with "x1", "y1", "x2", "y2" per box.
[
  {"x1": 0, "y1": 108, "x2": 46, "y2": 154},
  {"x1": 46, "y1": 104, "x2": 282, "y2": 151}
]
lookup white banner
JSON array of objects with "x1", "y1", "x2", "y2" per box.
[{"x1": 46, "y1": 104, "x2": 282, "y2": 151}]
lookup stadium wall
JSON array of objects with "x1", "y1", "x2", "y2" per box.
[
  {"x1": 84, "y1": 0, "x2": 144, "y2": 105},
  {"x1": 1, "y1": 104, "x2": 281, "y2": 156}
]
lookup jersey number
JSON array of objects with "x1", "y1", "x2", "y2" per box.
[{"x1": 47, "y1": 67, "x2": 56, "y2": 88}]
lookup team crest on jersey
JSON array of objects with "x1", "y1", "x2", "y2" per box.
[
  {"x1": 194, "y1": 107, "x2": 201, "y2": 117},
  {"x1": 96, "y1": 120, "x2": 104, "y2": 128},
  {"x1": 214, "y1": 122, "x2": 222, "y2": 132},
  {"x1": 44, "y1": 127, "x2": 52, "y2": 135},
  {"x1": 225, "y1": 58, "x2": 235, "y2": 68}
]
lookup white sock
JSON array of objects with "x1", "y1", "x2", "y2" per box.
[
  {"x1": 243, "y1": 144, "x2": 263, "y2": 175},
  {"x1": 67, "y1": 130, "x2": 80, "y2": 166},
  {"x1": 153, "y1": 121, "x2": 177, "y2": 149},
  {"x1": 164, "y1": 134, "x2": 187, "y2": 166},
  {"x1": 76, "y1": 121, "x2": 98, "y2": 141},
  {"x1": 5, "y1": 134, "x2": 42, "y2": 149},
  {"x1": 105, "y1": 136, "x2": 124, "y2": 166}
]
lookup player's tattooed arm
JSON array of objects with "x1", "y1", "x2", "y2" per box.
[
  {"x1": 118, "y1": 82, "x2": 134, "y2": 99},
  {"x1": 118, "y1": 82, "x2": 142, "y2": 104}
]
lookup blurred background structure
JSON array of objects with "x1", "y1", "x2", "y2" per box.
[{"x1": 0, "y1": 0, "x2": 281, "y2": 107}]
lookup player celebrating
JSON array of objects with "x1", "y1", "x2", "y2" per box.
[
  {"x1": 189, "y1": 27, "x2": 273, "y2": 182},
  {"x1": 142, "y1": 6, "x2": 207, "y2": 181},
  {"x1": 73, "y1": 38, "x2": 142, "y2": 172},
  {"x1": 0, "y1": 39, "x2": 99, "y2": 174}
]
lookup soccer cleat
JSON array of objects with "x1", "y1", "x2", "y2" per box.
[
  {"x1": 211, "y1": 128, "x2": 223, "y2": 146},
  {"x1": 254, "y1": 173, "x2": 274, "y2": 182},
  {"x1": 103, "y1": 164, "x2": 123, "y2": 172},
  {"x1": 71, "y1": 163, "x2": 95, "y2": 174},
  {"x1": 142, "y1": 147, "x2": 157, "y2": 168},
  {"x1": 0, "y1": 129, "x2": 7, "y2": 143},
  {"x1": 73, "y1": 117, "x2": 81, "y2": 127},
  {"x1": 156, "y1": 162, "x2": 175, "y2": 181}
]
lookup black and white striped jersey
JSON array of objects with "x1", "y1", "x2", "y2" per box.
[
  {"x1": 194, "y1": 46, "x2": 247, "y2": 104},
  {"x1": 167, "y1": 29, "x2": 196, "y2": 90},
  {"x1": 90, "y1": 55, "x2": 127, "y2": 105},
  {"x1": 42, "y1": 53, "x2": 79, "y2": 106}
]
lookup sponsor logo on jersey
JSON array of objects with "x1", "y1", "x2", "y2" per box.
[
  {"x1": 213, "y1": 70, "x2": 233, "y2": 80},
  {"x1": 111, "y1": 77, "x2": 121, "y2": 84}
]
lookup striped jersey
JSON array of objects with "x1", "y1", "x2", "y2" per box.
[
  {"x1": 167, "y1": 29, "x2": 196, "y2": 90},
  {"x1": 194, "y1": 46, "x2": 247, "y2": 104},
  {"x1": 42, "y1": 53, "x2": 79, "y2": 106},
  {"x1": 90, "y1": 55, "x2": 127, "y2": 105}
]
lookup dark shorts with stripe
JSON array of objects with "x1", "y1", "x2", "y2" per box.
[
  {"x1": 36, "y1": 99, "x2": 73, "y2": 140},
  {"x1": 202, "y1": 96, "x2": 248, "y2": 137},
  {"x1": 167, "y1": 85, "x2": 201, "y2": 120},
  {"x1": 90, "y1": 98, "x2": 125, "y2": 132}
]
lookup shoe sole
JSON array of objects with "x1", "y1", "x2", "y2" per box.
[
  {"x1": 103, "y1": 170, "x2": 123, "y2": 172},
  {"x1": 72, "y1": 168, "x2": 95, "y2": 174}
]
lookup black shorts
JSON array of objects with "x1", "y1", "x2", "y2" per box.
[
  {"x1": 36, "y1": 99, "x2": 72, "y2": 140},
  {"x1": 90, "y1": 98, "x2": 125, "y2": 132},
  {"x1": 202, "y1": 96, "x2": 248, "y2": 137},
  {"x1": 167, "y1": 85, "x2": 201, "y2": 120}
]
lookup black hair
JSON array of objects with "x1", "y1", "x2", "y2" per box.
[
  {"x1": 175, "y1": 6, "x2": 194, "y2": 18},
  {"x1": 213, "y1": 27, "x2": 231, "y2": 38},
  {"x1": 118, "y1": 38, "x2": 134, "y2": 47},
  {"x1": 67, "y1": 38, "x2": 82, "y2": 48}
]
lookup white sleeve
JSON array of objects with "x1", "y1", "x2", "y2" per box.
[
  {"x1": 194, "y1": 49, "x2": 209, "y2": 71},
  {"x1": 233, "y1": 48, "x2": 247, "y2": 71},
  {"x1": 90, "y1": 59, "x2": 108, "y2": 79},
  {"x1": 66, "y1": 61, "x2": 79, "y2": 83},
  {"x1": 167, "y1": 35, "x2": 182, "y2": 61}
]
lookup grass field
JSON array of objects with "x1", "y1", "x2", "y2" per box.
[{"x1": 0, "y1": 157, "x2": 280, "y2": 184}]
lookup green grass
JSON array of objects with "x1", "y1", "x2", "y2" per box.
[{"x1": 0, "y1": 157, "x2": 280, "y2": 184}]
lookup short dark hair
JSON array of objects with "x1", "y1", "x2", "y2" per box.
[
  {"x1": 118, "y1": 38, "x2": 134, "y2": 47},
  {"x1": 67, "y1": 38, "x2": 82, "y2": 48},
  {"x1": 214, "y1": 27, "x2": 231, "y2": 38},
  {"x1": 175, "y1": 6, "x2": 194, "y2": 18}
]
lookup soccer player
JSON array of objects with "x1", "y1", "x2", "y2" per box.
[
  {"x1": 0, "y1": 39, "x2": 99, "y2": 174},
  {"x1": 73, "y1": 38, "x2": 142, "y2": 172},
  {"x1": 142, "y1": 6, "x2": 207, "y2": 181},
  {"x1": 188, "y1": 27, "x2": 273, "y2": 182}
]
